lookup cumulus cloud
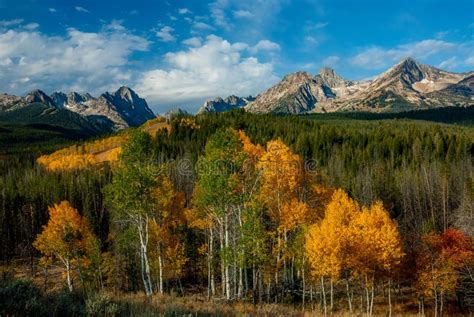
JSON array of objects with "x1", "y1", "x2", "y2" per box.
[
  {"x1": 0, "y1": 22, "x2": 149, "y2": 94},
  {"x1": 24, "y1": 23, "x2": 39, "y2": 30},
  {"x1": 233, "y1": 10, "x2": 253, "y2": 18},
  {"x1": 209, "y1": 0, "x2": 229, "y2": 29},
  {"x1": 351, "y1": 39, "x2": 457, "y2": 69},
  {"x1": 182, "y1": 37, "x2": 202, "y2": 47},
  {"x1": 249, "y1": 40, "x2": 280, "y2": 53},
  {"x1": 74, "y1": 6, "x2": 90, "y2": 13},
  {"x1": 178, "y1": 8, "x2": 192, "y2": 14},
  {"x1": 192, "y1": 21, "x2": 214, "y2": 31},
  {"x1": 156, "y1": 26, "x2": 175, "y2": 42},
  {"x1": 135, "y1": 35, "x2": 278, "y2": 111},
  {"x1": 49, "y1": 8, "x2": 57, "y2": 13}
]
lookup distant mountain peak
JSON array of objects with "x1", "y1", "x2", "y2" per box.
[{"x1": 198, "y1": 95, "x2": 255, "y2": 113}]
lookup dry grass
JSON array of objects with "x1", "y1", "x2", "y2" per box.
[
  {"x1": 110, "y1": 292, "x2": 426, "y2": 317},
  {"x1": 1, "y1": 261, "x2": 468, "y2": 316}
]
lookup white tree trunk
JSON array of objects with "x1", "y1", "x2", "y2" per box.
[
  {"x1": 138, "y1": 218, "x2": 153, "y2": 296},
  {"x1": 388, "y1": 279, "x2": 392, "y2": 317},
  {"x1": 65, "y1": 259, "x2": 73, "y2": 292},
  {"x1": 346, "y1": 279, "x2": 353, "y2": 313},
  {"x1": 321, "y1": 276, "x2": 327, "y2": 317},
  {"x1": 158, "y1": 253, "x2": 163, "y2": 294},
  {"x1": 224, "y1": 214, "x2": 231, "y2": 300}
]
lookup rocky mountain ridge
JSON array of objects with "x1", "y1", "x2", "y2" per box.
[
  {"x1": 245, "y1": 57, "x2": 474, "y2": 114},
  {"x1": 0, "y1": 86, "x2": 156, "y2": 131}
]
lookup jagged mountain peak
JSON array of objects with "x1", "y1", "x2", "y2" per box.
[
  {"x1": 281, "y1": 71, "x2": 313, "y2": 83},
  {"x1": 317, "y1": 67, "x2": 347, "y2": 88},
  {"x1": 24, "y1": 89, "x2": 56, "y2": 108},
  {"x1": 115, "y1": 86, "x2": 138, "y2": 102}
]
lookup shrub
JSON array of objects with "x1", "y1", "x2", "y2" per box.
[
  {"x1": 0, "y1": 279, "x2": 44, "y2": 315},
  {"x1": 85, "y1": 292, "x2": 119, "y2": 316}
]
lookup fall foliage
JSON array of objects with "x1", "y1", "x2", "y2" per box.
[
  {"x1": 33, "y1": 201, "x2": 97, "y2": 291},
  {"x1": 2, "y1": 112, "x2": 473, "y2": 315}
]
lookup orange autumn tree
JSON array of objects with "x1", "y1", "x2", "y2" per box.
[
  {"x1": 416, "y1": 228, "x2": 474, "y2": 317},
  {"x1": 33, "y1": 201, "x2": 97, "y2": 292},
  {"x1": 305, "y1": 189, "x2": 360, "y2": 314},
  {"x1": 149, "y1": 180, "x2": 187, "y2": 294}
]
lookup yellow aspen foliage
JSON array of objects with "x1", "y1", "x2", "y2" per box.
[
  {"x1": 280, "y1": 198, "x2": 310, "y2": 231},
  {"x1": 106, "y1": 146, "x2": 122, "y2": 163},
  {"x1": 305, "y1": 189, "x2": 360, "y2": 280},
  {"x1": 349, "y1": 201, "x2": 404, "y2": 278},
  {"x1": 33, "y1": 201, "x2": 97, "y2": 291},
  {"x1": 148, "y1": 176, "x2": 188, "y2": 285},
  {"x1": 37, "y1": 135, "x2": 127, "y2": 171},
  {"x1": 258, "y1": 139, "x2": 303, "y2": 224},
  {"x1": 239, "y1": 130, "x2": 264, "y2": 160}
]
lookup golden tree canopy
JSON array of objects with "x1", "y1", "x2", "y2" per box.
[{"x1": 33, "y1": 201, "x2": 96, "y2": 265}]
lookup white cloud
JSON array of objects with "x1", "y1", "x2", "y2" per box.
[
  {"x1": 304, "y1": 36, "x2": 319, "y2": 46},
  {"x1": 0, "y1": 19, "x2": 24, "y2": 27},
  {"x1": 192, "y1": 21, "x2": 215, "y2": 31},
  {"x1": 169, "y1": 15, "x2": 178, "y2": 21},
  {"x1": 156, "y1": 26, "x2": 175, "y2": 42},
  {"x1": 178, "y1": 8, "x2": 191, "y2": 14},
  {"x1": 314, "y1": 22, "x2": 328, "y2": 29},
  {"x1": 351, "y1": 39, "x2": 457, "y2": 69},
  {"x1": 182, "y1": 37, "x2": 202, "y2": 47},
  {"x1": 249, "y1": 40, "x2": 280, "y2": 53},
  {"x1": 438, "y1": 57, "x2": 458, "y2": 70},
  {"x1": 48, "y1": 8, "x2": 57, "y2": 13},
  {"x1": 135, "y1": 35, "x2": 278, "y2": 110},
  {"x1": 233, "y1": 10, "x2": 253, "y2": 18},
  {"x1": 130, "y1": 10, "x2": 139, "y2": 15},
  {"x1": 75, "y1": 6, "x2": 89, "y2": 13},
  {"x1": 0, "y1": 22, "x2": 149, "y2": 94},
  {"x1": 466, "y1": 55, "x2": 474, "y2": 66},
  {"x1": 24, "y1": 23, "x2": 39, "y2": 31},
  {"x1": 322, "y1": 55, "x2": 340, "y2": 67},
  {"x1": 210, "y1": 0, "x2": 229, "y2": 29}
]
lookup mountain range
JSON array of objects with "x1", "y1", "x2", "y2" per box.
[
  {"x1": 200, "y1": 57, "x2": 474, "y2": 114},
  {"x1": 0, "y1": 86, "x2": 156, "y2": 133},
  {"x1": 1, "y1": 58, "x2": 473, "y2": 135}
]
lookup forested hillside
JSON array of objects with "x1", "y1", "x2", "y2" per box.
[{"x1": 0, "y1": 110, "x2": 473, "y2": 316}]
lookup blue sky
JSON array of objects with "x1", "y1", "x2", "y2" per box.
[{"x1": 0, "y1": 0, "x2": 473, "y2": 113}]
